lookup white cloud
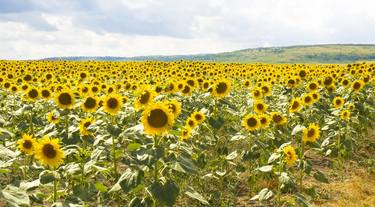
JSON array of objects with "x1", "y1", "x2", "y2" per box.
[{"x1": 0, "y1": 0, "x2": 375, "y2": 59}]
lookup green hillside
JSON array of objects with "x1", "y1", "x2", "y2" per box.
[{"x1": 43, "y1": 44, "x2": 375, "y2": 63}]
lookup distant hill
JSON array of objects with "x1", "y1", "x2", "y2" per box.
[{"x1": 41, "y1": 44, "x2": 375, "y2": 63}]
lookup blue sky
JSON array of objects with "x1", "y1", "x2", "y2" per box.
[{"x1": 0, "y1": 0, "x2": 375, "y2": 59}]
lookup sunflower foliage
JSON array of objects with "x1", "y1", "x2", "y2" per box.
[{"x1": 0, "y1": 60, "x2": 374, "y2": 206}]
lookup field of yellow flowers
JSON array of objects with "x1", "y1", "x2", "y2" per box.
[{"x1": 0, "y1": 60, "x2": 374, "y2": 206}]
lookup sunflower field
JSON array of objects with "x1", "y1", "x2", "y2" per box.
[{"x1": 0, "y1": 60, "x2": 374, "y2": 206}]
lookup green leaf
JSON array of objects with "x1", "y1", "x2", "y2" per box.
[
  {"x1": 294, "y1": 193, "x2": 310, "y2": 207},
  {"x1": 110, "y1": 169, "x2": 144, "y2": 193},
  {"x1": 150, "y1": 180, "x2": 179, "y2": 206},
  {"x1": 127, "y1": 143, "x2": 142, "y2": 152},
  {"x1": 73, "y1": 183, "x2": 97, "y2": 201},
  {"x1": 128, "y1": 196, "x2": 154, "y2": 207},
  {"x1": 268, "y1": 153, "x2": 281, "y2": 164},
  {"x1": 95, "y1": 182, "x2": 108, "y2": 193},
  {"x1": 291, "y1": 125, "x2": 305, "y2": 135},
  {"x1": 257, "y1": 165, "x2": 273, "y2": 172},
  {"x1": 313, "y1": 170, "x2": 329, "y2": 183},
  {"x1": 39, "y1": 170, "x2": 57, "y2": 184},
  {"x1": 20, "y1": 179, "x2": 40, "y2": 191},
  {"x1": 226, "y1": 150, "x2": 238, "y2": 160},
  {"x1": 178, "y1": 155, "x2": 198, "y2": 174},
  {"x1": 1, "y1": 185, "x2": 30, "y2": 206},
  {"x1": 185, "y1": 187, "x2": 209, "y2": 206}
]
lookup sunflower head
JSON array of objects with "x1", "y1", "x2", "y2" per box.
[
  {"x1": 211, "y1": 79, "x2": 231, "y2": 98},
  {"x1": 81, "y1": 95, "x2": 99, "y2": 113},
  {"x1": 289, "y1": 98, "x2": 302, "y2": 113},
  {"x1": 351, "y1": 80, "x2": 365, "y2": 92},
  {"x1": 164, "y1": 99, "x2": 182, "y2": 118},
  {"x1": 242, "y1": 114, "x2": 260, "y2": 132},
  {"x1": 191, "y1": 111, "x2": 206, "y2": 124},
  {"x1": 271, "y1": 112, "x2": 287, "y2": 126},
  {"x1": 186, "y1": 117, "x2": 197, "y2": 129},
  {"x1": 47, "y1": 111, "x2": 60, "y2": 124},
  {"x1": 141, "y1": 103, "x2": 175, "y2": 135},
  {"x1": 17, "y1": 134, "x2": 37, "y2": 155},
  {"x1": 55, "y1": 90, "x2": 75, "y2": 109},
  {"x1": 103, "y1": 94, "x2": 123, "y2": 115},
  {"x1": 79, "y1": 117, "x2": 95, "y2": 136},
  {"x1": 283, "y1": 145, "x2": 298, "y2": 166},
  {"x1": 35, "y1": 136, "x2": 64, "y2": 169},
  {"x1": 134, "y1": 86, "x2": 155, "y2": 110},
  {"x1": 254, "y1": 101, "x2": 268, "y2": 114},
  {"x1": 258, "y1": 114, "x2": 270, "y2": 129},
  {"x1": 332, "y1": 96, "x2": 345, "y2": 108},
  {"x1": 302, "y1": 123, "x2": 320, "y2": 143},
  {"x1": 340, "y1": 110, "x2": 351, "y2": 120},
  {"x1": 180, "y1": 128, "x2": 192, "y2": 141}
]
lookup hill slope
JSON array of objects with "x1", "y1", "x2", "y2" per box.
[{"x1": 42, "y1": 44, "x2": 375, "y2": 63}]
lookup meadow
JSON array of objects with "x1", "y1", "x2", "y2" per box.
[{"x1": 0, "y1": 60, "x2": 374, "y2": 206}]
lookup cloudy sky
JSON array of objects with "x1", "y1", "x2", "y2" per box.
[{"x1": 0, "y1": 0, "x2": 375, "y2": 59}]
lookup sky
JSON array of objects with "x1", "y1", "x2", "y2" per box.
[{"x1": 0, "y1": 0, "x2": 375, "y2": 59}]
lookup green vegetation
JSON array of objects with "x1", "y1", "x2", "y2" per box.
[{"x1": 42, "y1": 44, "x2": 375, "y2": 63}]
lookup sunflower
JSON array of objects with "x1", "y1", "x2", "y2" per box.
[
  {"x1": 134, "y1": 86, "x2": 155, "y2": 110},
  {"x1": 191, "y1": 111, "x2": 206, "y2": 124},
  {"x1": 260, "y1": 84, "x2": 272, "y2": 96},
  {"x1": 258, "y1": 114, "x2": 270, "y2": 129},
  {"x1": 103, "y1": 94, "x2": 123, "y2": 115},
  {"x1": 332, "y1": 96, "x2": 345, "y2": 108},
  {"x1": 340, "y1": 109, "x2": 351, "y2": 120},
  {"x1": 302, "y1": 93, "x2": 314, "y2": 106},
  {"x1": 165, "y1": 99, "x2": 182, "y2": 118},
  {"x1": 242, "y1": 114, "x2": 260, "y2": 131},
  {"x1": 347, "y1": 103, "x2": 355, "y2": 110},
  {"x1": 254, "y1": 101, "x2": 268, "y2": 114},
  {"x1": 25, "y1": 87, "x2": 40, "y2": 102},
  {"x1": 35, "y1": 136, "x2": 64, "y2": 169},
  {"x1": 211, "y1": 79, "x2": 231, "y2": 98},
  {"x1": 341, "y1": 78, "x2": 350, "y2": 87},
  {"x1": 271, "y1": 112, "x2": 287, "y2": 126},
  {"x1": 141, "y1": 103, "x2": 175, "y2": 135},
  {"x1": 310, "y1": 91, "x2": 320, "y2": 102},
  {"x1": 180, "y1": 128, "x2": 192, "y2": 141},
  {"x1": 252, "y1": 87, "x2": 263, "y2": 99},
  {"x1": 17, "y1": 134, "x2": 37, "y2": 155},
  {"x1": 186, "y1": 117, "x2": 197, "y2": 129},
  {"x1": 40, "y1": 88, "x2": 52, "y2": 100},
  {"x1": 55, "y1": 89, "x2": 75, "y2": 109},
  {"x1": 47, "y1": 112, "x2": 60, "y2": 124},
  {"x1": 79, "y1": 117, "x2": 95, "y2": 136},
  {"x1": 307, "y1": 81, "x2": 319, "y2": 91},
  {"x1": 283, "y1": 145, "x2": 298, "y2": 166},
  {"x1": 302, "y1": 123, "x2": 320, "y2": 143},
  {"x1": 351, "y1": 80, "x2": 365, "y2": 92},
  {"x1": 289, "y1": 98, "x2": 302, "y2": 113},
  {"x1": 81, "y1": 95, "x2": 99, "y2": 113}
]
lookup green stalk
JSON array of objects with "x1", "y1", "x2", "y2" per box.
[
  {"x1": 153, "y1": 136, "x2": 159, "y2": 181},
  {"x1": 299, "y1": 140, "x2": 305, "y2": 192},
  {"x1": 111, "y1": 116, "x2": 117, "y2": 176},
  {"x1": 112, "y1": 135, "x2": 117, "y2": 175},
  {"x1": 53, "y1": 176, "x2": 57, "y2": 202},
  {"x1": 277, "y1": 160, "x2": 284, "y2": 207},
  {"x1": 65, "y1": 110, "x2": 69, "y2": 139},
  {"x1": 28, "y1": 112, "x2": 34, "y2": 136}
]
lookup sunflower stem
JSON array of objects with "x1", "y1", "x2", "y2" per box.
[
  {"x1": 277, "y1": 159, "x2": 284, "y2": 207},
  {"x1": 299, "y1": 140, "x2": 305, "y2": 192},
  {"x1": 65, "y1": 110, "x2": 69, "y2": 140},
  {"x1": 28, "y1": 112, "x2": 34, "y2": 136},
  {"x1": 110, "y1": 116, "x2": 117, "y2": 176},
  {"x1": 53, "y1": 176, "x2": 57, "y2": 202}
]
